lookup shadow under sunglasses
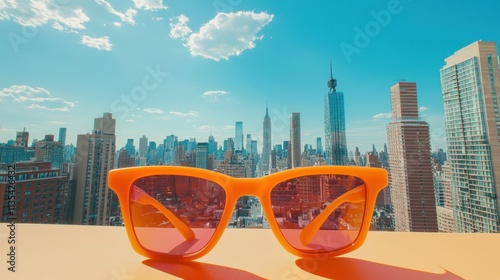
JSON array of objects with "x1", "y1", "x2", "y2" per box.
[
  {"x1": 142, "y1": 257, "x2": 464, "y2": 280},
  {"x1": 142, "y1": 259, "x2": 266, "y2": 280},
  {"x1": 295, "y1": 257, "x2": 464, "y2": 280}
]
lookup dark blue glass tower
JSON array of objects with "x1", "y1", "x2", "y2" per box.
[{"x1": 324, "y1": 63, "x2": 348, "y2": 165}]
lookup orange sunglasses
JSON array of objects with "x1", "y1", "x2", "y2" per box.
[{"x1": 108, "y1": 166, "x2": 388, "y2": 261}]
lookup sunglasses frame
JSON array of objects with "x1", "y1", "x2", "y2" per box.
[{"x1": 108, "y1": 165, "x2": 388, "y2": 261}]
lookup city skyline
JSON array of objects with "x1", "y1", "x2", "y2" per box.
[
  {"x1": 1, "y1": 1, "x2": 500, "y2": 153},
  {"x1": 2, "y1": 40, "x2": 499, "y2": 234}
]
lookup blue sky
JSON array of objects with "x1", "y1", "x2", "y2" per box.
[{"x1": 1, "y1": 0, "x2": 499, "y2": 154}]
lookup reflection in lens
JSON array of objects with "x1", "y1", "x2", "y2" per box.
[
  {"x1": 270, "y1": 174, "x2": 365, "y2": 253},
  {"x1": 130, "y1": 175, "x2": 226, "y2": 256}
]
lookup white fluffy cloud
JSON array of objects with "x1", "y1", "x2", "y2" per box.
[
  {"x1": 373, "y1": 112, "x2": 392, "y2": 119},
  {"x1": 169, "y1": 14, "x2": 192, "y2": 39},
  {"x1": 0, "y1": 85, "x2": 75, "y2": 112},
  {"x1": 143, "y1": 108, "x2": 165, "y2": 114},
  {"x1": 170, "y1": 111, "x2": 198, "y2": 117},
  {"x1": 81, "y1": 35, "x2": 112, "y2": 51},
  {"x1": 174, "y1": 11, "x2": 273, "y2": 61},
  {"x1": 132, "y1": 0, "x2": 167, "y2": 11},
  {"x1": 0, "y1": 0, "x2": 89, "y2": 31},
  {"x1": 419, "y1": 106, "x2": 431, "y2": 112},
  {"x1": 0, "y1": 85, "x2": 50, "y2": 101},
  {"x1": 27, "y1": 103, "x2": 73, "y2": 111},
  {"x1": 202, "y1": 90, "x2": 229, "y2": 97},
  {"x1": 95, "y1": 0, "x2": 137, "y2": 25}
]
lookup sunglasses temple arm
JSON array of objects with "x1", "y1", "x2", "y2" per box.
[
  {"x1": 299, "y1": 185, "x2": 366, "y2": 246},
  {"x1": 131, "y1": 186, "x2": 195, "y2": 241}
]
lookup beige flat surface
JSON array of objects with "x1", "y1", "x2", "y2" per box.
[{"x1": 0, "y1": 223, "x2": 497, "y2": 279}]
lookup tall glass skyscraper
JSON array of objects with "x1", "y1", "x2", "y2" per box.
[
  {"x1": 235, "y1": 121, "x2": 243, "y2": 151},
  {"x1": 163, "y1": 135, "x2": 177, "y2": 165},
  {"x1": 195, "y1": 142, "x2": 209, "y2": 170},
  {"x1": 262, "y1": 105, "x2": 272, "y2": 175},
  {"x1": 316, "y1": 137, "x2": 322, "y2": 154},
  {"x1": 58, "y1": 127, "x2": 66, "y2": 145},
  {"x1": 324, "y1": 64, "x2": 348, "y2": 165},
  {"x1": 125, "y1": 138, "x2": 135, "y2": 156},
  {"x1": 208, "y1": 134, "x2": 216, "y2": 156},
  {"x1": 290, "y1": 112, "x2": 301, "y2": 168},
  {"x1": 440, "y1": 41, "x2": 500, "y2": 233}
]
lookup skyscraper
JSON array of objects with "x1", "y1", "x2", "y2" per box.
[
  {"x1": 353, "y1": 147, "x2": 362, "y2": 166},
  {"x1": 208, "y1": 134, "x2": 216, "y2": 156},
  {"x1": 290, "y1": 112, "x2": 301, "y2": 168},
  {"x1": 251, "y1": 140, "x2": 258, "y2": 158},
  {"x1": 316, "y1": 137, "x2": 322, "y2": 154},
  {"x1": 246, "y1": 134, "x2": 252, "y2": 156},
  {"x1": 163, "y1": 135, "x2": 177, "y2": 165},
  {"x1": 187, "y1": 138, "x2": 197, "y2": 153},
  {"x1": 283, "y1": 141, "x2": 289, "y2": 160},
  {"x1": 440, "y1": 41, "x2": 500, "y2": 233},
  {"x1": 262, "y1": 105, "x2": 272, "y2": 175},
  {"x1": 235, "y1": 121, "x2": 243, "y2": 151},
  {"x1": 138, "y1": 135, "x2": 148, "y2": 157},
  {"x1": 225, "y1": 138, "x2": 235, "y2": 152},
  {"x1": 15, "y1": 129, "x2": 29, "y2": 147},
  {"x1": 125, "y1": 138, "x2": 135, "y2": 156},
  {"x1": 196, "y1": 142, "x2": 209, "y2": 170},
  {"x1": 324, "y1": 63, "x2": 348, "y2": 165},
  {"x1": 73, "y1": 113, "x2": 117, "y2": 225},
  {"x1": 58, "y1": 127, "x2": 67, "y2": 146},
  {"x1": 387, "y1": 82, "x2": 438, "y2": 232},
  {"x1": 34, "y1": 134, "x2": 63, "y2": 169}
]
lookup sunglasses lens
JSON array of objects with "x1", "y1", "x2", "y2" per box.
[
  {"x1": 129, "y1": 175, "x2": 226, "y2": 256},
  {"x1": 270, "y1": 174, "x2": 366, "y2": 253}
]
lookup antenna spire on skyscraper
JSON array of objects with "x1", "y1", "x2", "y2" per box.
[
  {"x1": 330, "y1": 59, "x2": 333, "y2": 79},
  {"x1": 327, "y1": 60, "x2": 337, "y2": 92}
]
